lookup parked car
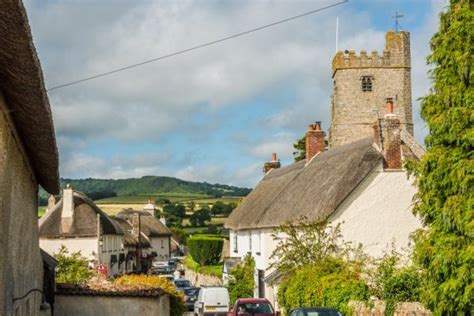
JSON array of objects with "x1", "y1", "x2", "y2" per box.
[
  {"x1": 151, "y1": 260, "x2": 172, "y2": 274},
  {"x1": 228, "y1": 298, "x2": 279, "y2": 316},
  {"x1": 194, "y1": 286, "x2": 230, "y2": 316},
  {"x1": 184, "y1": 287, "x2": 200, "y2": 311},
  {"x1": 156, "y1": 274, "x2": 175, "y2": 282},
  {"x1": 174, "y1": 279, "x2": 192, "y2": 291},
  {"x1": 168, "y1": 258, "x2": 178, "y2": 270},
  {"x1": 288, "y1": 307, "x2": 343, "y2": 316}
]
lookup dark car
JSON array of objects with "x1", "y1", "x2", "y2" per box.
[
  {"x1": 289, "y1": 307, "x2": 343, "y2": 316},
  {"x1": 174, "y1": 279, "x2": 192, "y2": 290},
  {"x1": 184, "y1": 287, "x2": 200, "y2": 311}
]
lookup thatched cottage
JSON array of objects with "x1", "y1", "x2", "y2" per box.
[
  {"x1": 0, "y1": 1, "x2": 60, "y2": 314},
  {"x1": 225, "y1": 31, "x2": 425, "y2": 307},
  {"x1": 114, "y1": 208, "x2": 173, "y2": 272},
  {"x1": 39, "y1": 187, "x2": 126, "y2": 277}
]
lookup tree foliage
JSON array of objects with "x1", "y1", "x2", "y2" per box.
[
  {"x1": 190, "y1": 208, "x2": 212, "y2": 227},
  {"x1": 407, "y1": 1, "x2": 473, "y2": 313},
  {"x1": 53, "y1": 245, "x2": 93, "y2": 285},
  {"x1": 228, "y1": 255, "x2": 255, "y2": 305},
  {"x1": 187, "y1": 235, "x2": 224, "y2": 266},
  {"x1": 269, "y1": 218, "x2": 363, "y2": 275},
  {"x1": 292, "y1": 136, "x2": 306, "y2": 162}
]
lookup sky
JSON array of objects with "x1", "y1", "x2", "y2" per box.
[{"x1": 24, "y1": 0, "x2": 445, "y2": 188}]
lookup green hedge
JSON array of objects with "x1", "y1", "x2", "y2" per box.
[
  {"x1": 277, "y1": 261, "x2": 370, "y2": 315},
  {"x1": 188, "y1": 236, "x2": 224, "y2": 266}
]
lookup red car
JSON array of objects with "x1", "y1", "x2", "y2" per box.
[{"x1": 228, "y1": 298, "x2": 280, "y2": 316}]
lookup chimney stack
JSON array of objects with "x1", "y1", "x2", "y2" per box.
[
  {"x1": 263, "y1": 152, "x2": 281, "y2": 174},
  {"x1": 373, "y1": 100, "x2": 402, "y2": 169},
  {"x1": 47, "y1": 194, "x2": 56, "y2": 212},
  {"x1": 62, "y1": 184, "x2": 74, "y2": 218},
  {"x1": 306, "y1": 121, "x2": 326, "y2": 162}
]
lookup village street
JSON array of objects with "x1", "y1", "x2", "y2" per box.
[{"x1": 1, "y1": 1, "x2": 471, "y2": 315}]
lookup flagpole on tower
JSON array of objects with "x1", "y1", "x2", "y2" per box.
[{"x1": 392, "y1": 12, "x2": 404, "y2": 33}]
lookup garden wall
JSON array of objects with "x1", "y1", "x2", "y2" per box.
[
  {"x1": 184, "y1": 266, "x2": 222, "y2": 287},
  {"x1": 350, "y1": 300, "x2": 431, "y2": 316}
]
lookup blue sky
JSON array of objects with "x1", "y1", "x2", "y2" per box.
[{"x1": 24, "y1": 0, "x2": 445, "y2": 188}]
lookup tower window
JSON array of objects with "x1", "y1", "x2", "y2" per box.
[{"x1": 361, "y1": 76, "x2": 373, "y2": 92}]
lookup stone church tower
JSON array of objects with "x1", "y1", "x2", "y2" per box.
[{"x1": 329, "y1": 31, "x2": 414, "y2": 147}]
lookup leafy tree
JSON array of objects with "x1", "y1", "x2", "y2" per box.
[
  {"x1": 228, "y1": 255, "x2": 255, "y2": 305},
  {"x1": 269, "y1": 217, "x2": 362, "y2": 275},
  {"x1": 175, "y1": 203, "x2": 186, "y2": 218},
  {"x1": 292, "y1": 136, "x2": 306, "y2": 162},
  {"x1": 164, "y1": 213, "x2": 182, "y2": 228},
  {"x1": 211, "y1": 201, "x2": 225, "y2": 215},
  {"x1": 190, "y1": 208, "x2": 212, "y2": 227},
  {"x1": 162, "y1": 203, "x2": 185, "y2": 227},
  {"x1": 407, "y1": 0, "x2": 473, "y2": 313},
  {"x1": 170, "y1": 227, "x2": 189, "y2": 245},
  {"x1": 53, "y1": 245, "x2": 93, "y2": 285}
]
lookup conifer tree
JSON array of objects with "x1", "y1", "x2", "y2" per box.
[{"x1": 410, "y1": 0, "x2": 473, "y2": 313}]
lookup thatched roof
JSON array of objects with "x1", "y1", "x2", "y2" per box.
[
  {"x1": 0, "y1": 1, "x2": 59, "y2": 193},
  {"x1": 39, "y1": 192, "x2": 124, "y2": 238},
  {"x1": 110, "y1": 216, "x2": 151, "y2": 248},
  {"x1": 225, "y1": 138, "x2": 382, "y2": 230},
  {"x1": 115, "y1": 209, "x2": 172, "y2": 237}
]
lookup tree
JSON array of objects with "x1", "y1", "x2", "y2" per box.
[
  {"x1": 292, "y1": 136, "x2": 306, "y2": 162},
  {"x1": 162, "y1": 203, "x2": 184, "y2": 227},
  {"x1": 269, "y1": 217, "x2": 362, "y2": 275},
  {"x1": 53, "y1": 245, "x2": 93, "y2": 285},
  {"x1": 228, "y1": 255, "x2": 255, "y2": 305},
  {"x1": 407, "y1": 1, "x2": 473, "y2": 313},
  {"x1": 190, "y1": 208, "x2": 212, "y2": 227}
]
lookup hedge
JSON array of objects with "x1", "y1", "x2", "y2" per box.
[
  {"x1": 277, "y1": 262, "x2": 370, "y2": 315},
  {"x1": 188, "y1": 235, "x2": 224, "y2": 266}
]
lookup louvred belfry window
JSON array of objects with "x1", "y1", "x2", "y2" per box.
[{"x1": 361, "y1": 76, "x2": 373, "y2": 92}]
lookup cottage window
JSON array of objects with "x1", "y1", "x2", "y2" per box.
[
  {"x1": 255, "y1": 232, "x2": 261, "y2": 255},
  {"x1": 361, "y1": 76, "x2": 373, "y2": 92},
  {"x1": 233, "y1": 234, "x2": 238, "y2": 253},
  {"x1": 161, "y1": 239, "x2": 164, "y2": 249}
]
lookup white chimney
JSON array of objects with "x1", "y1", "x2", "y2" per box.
[
  {"x1": 62, "y1": 184, "x2": 74, "y2": 218},
  {"x1": 47, "y1": 194, "x2": 56, "y2": 213},
  {"x1": 160, "y1": 214, "x2": 166, "y2": 227}
]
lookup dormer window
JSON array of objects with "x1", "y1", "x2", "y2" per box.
[{"x1": 361, "y1": 76, "x2": 373, "y2": 92}]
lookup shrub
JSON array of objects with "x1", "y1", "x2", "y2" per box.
[
  {"x1": 114, "y1": 275, "x2": 186, "y2": 315},
  {"x1": 277, "y1": 260, "x2": 370, "y2": 315},
  {"x1": 53, "y1": 245, "x2": 93, "y2": 285},
  {"x1": 187, "y1": 235, "x2": 223, "y2": 266},
  {"x1": 228, "y1": 255, "x2": 255, "y2": 305}
]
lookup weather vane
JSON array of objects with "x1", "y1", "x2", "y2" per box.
[{"x1": 392, "y1": 12, "x2": 404, "y2": 33}]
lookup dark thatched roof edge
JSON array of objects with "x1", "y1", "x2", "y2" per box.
[{"x1": 0, "y1": 1, "x2": 59, "y2": 193}]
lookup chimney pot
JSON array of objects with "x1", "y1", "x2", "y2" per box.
[
  {"x1": 386, "y1": 99, "x2": 394, "y2": 114},
  {"x1": 271, "y1": 152, "x2": 277, "y2": 162},
  {"x1": 315, "y1": 121, "x2": 321, "y2": 131}
]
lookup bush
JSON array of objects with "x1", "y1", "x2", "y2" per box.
[
  {"x1": 184, "y1": 256, "x2": 223, "y2": 278},
  {"x1": 277, "y1": 260, "x2": 370, "y2": 315},
  {"x1": 228, "y1": 255, "x2": 255, "y2": 305},
  {"x1": 114, "y1": 275, "x2": 186, "y2": 315},
  {"x1": 170, "y1": 227, "x2": 189, "y2": 245},
  {"x1": 187, "y1": 235, "x2": 224, "y2": 266},
  {"x1": 53, "y1": 245, "x2": 93, "y2": 285}
]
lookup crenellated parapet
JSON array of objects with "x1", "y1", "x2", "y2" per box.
[{"x1": 332, "y1": 31, "x2": 410, "y2": 73}]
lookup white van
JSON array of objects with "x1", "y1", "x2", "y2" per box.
[{"x1": 194, "y1": 286, "x2": 230, "y2": 316}]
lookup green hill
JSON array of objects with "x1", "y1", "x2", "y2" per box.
[{"x1": 39, "y1": 176, "x2": 251, "y2": 206}]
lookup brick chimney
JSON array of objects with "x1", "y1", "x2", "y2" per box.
[
  {"x1": 377, "y1": 99, "x2": 402, "y2": 169},
  {"x1": 263, "y1": 152, "x2": 281, "y2": 174},
  {"x1": 306, "y1": 121, "x2": 326, "y2": 162}
]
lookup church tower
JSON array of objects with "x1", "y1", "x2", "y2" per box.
[{"x1": 329, "y1": 31, "x2": 413, "y2": 147}]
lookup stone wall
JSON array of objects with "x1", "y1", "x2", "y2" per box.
[
  {"x1": 183, "y1": 266, "x2": 222, "y2": 287},
  {"x1": 55, "y1": 294, "x2": 170, "y2": 316},
  {"x1": 0, "y1": 92, "x2": 43, "y2": 315},
  {"x1": 350, "y1": 300, "x2": 431, "y2": 316}
]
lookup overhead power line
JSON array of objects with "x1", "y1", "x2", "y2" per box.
[{"x1": 48, "y1": 0, "x2": 348, "y2": 91}]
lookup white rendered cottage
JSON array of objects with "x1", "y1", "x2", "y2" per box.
[
  {"x1": 39, "y1": 187, "x2": 126, "y2": 277},
  {"x1": 225, "y1": 104, "x2": 425, "y2": 308}
]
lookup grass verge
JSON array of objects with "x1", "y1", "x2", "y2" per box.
[{"x1": 183, "y1": 256, "x2": 223, "y2": 278}]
